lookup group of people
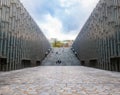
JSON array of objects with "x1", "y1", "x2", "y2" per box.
[
  {"x1": 56, "y1": 60, "x2": 62, "y2": 64},
  {"x1": 55, "y1": 51, "x2": 62, "y2": 64}
]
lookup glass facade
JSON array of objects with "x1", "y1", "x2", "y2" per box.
[
  {"x1": 72, "y1": 0, "x2": 120, "y2": 72},
  {"x1": 0, "y1": 0, "x2": 51, "y2": 71}
]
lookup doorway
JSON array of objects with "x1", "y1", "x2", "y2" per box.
[
  {"x1": 110, "y1": 57, "x2": 120, "y2": 72},
  {"x1": 36, "y1": 61, "x2": 41, "y2": 66},
  {"x1": 89, "y1": 59, "x2": 98, "y2": 68},
  {"x1": 21, "y1": 59, "x2": 31, "y2": 68},
  {"x1": 0, "y1": 57, "x2": 7, "y2": 71},
  {"x1": 81, "y1": 60, "x2": 85, "y2": 66}
]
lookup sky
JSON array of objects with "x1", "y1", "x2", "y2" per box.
[{"x1": 20, "y1": 0, "x2": 99, "y2": 41}]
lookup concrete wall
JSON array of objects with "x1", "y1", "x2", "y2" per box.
[
  {"x1": 72, "y1": 0, "x2": 120, "y2": 72},
  {"x1": 0, "y1": 0, "x2": 51, "y2": 71}
]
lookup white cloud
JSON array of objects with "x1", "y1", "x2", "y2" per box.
[
  {"x1": 60, "y1": 0, "x2": 99, "y2": 9},
  {"x1": 80, "y1": 0, "x2": 99, "y2": 10},
  {"x1": 38, "y1": 14, "x2": 62, "y2": 40},
  {"x1": 37, "y1": 14, "x2": 77, "y2": 41},
  {"x1": 20, "y1": 0, "x2": 99, "y2": 41}
]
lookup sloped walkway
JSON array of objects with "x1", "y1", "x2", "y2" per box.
[
  {"x1": 0, "y1": 48, "x2": 120, "y2": 95},
  {"x1": 0, "y1": 66, "x2": 120, "y2": 95}
]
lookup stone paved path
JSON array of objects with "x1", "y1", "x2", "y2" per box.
[
  {"x1": 0, "y1": 48, "x2": 120, "y2": 95},
  {"x1": 42, "y1": 48, "x2": 80, "y2": 66},
  {"x1": 0, "y1": 66, "x2": 120, "y2": 95}
]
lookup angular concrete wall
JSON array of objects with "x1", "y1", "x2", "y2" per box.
[
  {"x1": 72, "y1": 0, "x2": 120, "y2": 72},
  {"x1": 0, "y1": 0, "x2": 51, "y2": 71}
]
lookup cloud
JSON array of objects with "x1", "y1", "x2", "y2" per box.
[
  {"x1": 20, "y1": 0, "x2": 99, "y2": 41},
  {"x1": 38, "y1": 14, "x2": 63, "y2": 40},
  {"x1": 38, "y1": 14, "x2": 77, "y2": 41}
]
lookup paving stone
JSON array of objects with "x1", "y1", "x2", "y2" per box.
[{"x1": 0, "y1": 48, "x2": 120, "y2": 95}]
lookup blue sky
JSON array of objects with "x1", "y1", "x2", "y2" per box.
[{"x1": 20, "y1": 0, "x2": 99, "y2": 41}]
